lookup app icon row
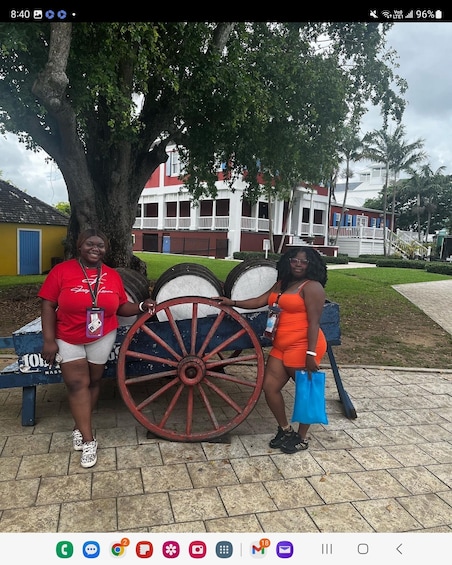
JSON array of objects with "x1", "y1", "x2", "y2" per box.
[{"x1": 56, "y1": 537, "x2": 294, "y2": 559}]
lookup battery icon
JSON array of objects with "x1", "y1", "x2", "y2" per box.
[{"x1": 435, "y1": 10, "x2": 442, "y2": 19}]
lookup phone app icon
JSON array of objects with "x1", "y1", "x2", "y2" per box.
[
  {"x1": 56, "y1": 541, "x2": 74, "y2": 558},
  {"x1": 189, "y1": 541, "x2": 207, "y2": 558},
  {"x1": 136, "y1": 541, "x2": 153, "y2": 558},
  {"x1": 276, "y1": 541, "x2": 293, "y2": 558},
  {"x1": 83, "y1": 541, "x2": 100, "y2": 558},
  {"x1": 216, "y1": 541, "x2": 233, "y2": 558},
  {"x1": 162, "y1": 541, "x2": 180, "y2": 559}
]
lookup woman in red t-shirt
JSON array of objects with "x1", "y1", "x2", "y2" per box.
[{"x1": 39, "y1": 229, "x2": 156, "y2": 468}]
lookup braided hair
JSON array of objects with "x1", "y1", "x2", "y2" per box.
[{"x1": 276, "y1": 246, "x2": 327, "y2": 292}]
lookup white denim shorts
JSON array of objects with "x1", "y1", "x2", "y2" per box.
[{"x1": 55, "y1": 329, "x2": 117, "y2": 365}]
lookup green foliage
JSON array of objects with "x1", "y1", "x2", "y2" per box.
[
  {"x1": 425, "y1": 262, "x2": 452, "y2": 276},
  {"x1": 0, "y1": 22, "x2": 407, "y2": 266},
  {"x1": 54, "y1": 202, "x2": 70, "y2": 216}
]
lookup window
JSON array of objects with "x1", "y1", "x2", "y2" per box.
[{"x1": 166, "y1": 150, "x2": 181, "y2": 177}]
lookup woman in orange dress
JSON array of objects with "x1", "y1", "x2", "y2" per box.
[{"x1": 215, "y1": 246, "x2": 327, "y2": 453}]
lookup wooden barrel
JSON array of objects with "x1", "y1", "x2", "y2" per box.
[
  {"x1": 151, "y1": 263, "x2": 223, "y2": 321},
  {"x1": 116, "y1": 268, "x2": 151, "y2": 326},
  {"x1": 223, "y1": 258, "x2": 277, "y2": 313}
]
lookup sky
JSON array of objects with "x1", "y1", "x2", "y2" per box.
[{"x1": 0, "y1": 21, "x2": 451, "y2": 206}]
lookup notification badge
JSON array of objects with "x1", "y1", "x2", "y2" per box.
[
  {"x1": 189, "y1": 541, "x2": 207, "y2": 558},
  {"x1": 136, "y1": 541, "x2": 153, "y2": 558}
]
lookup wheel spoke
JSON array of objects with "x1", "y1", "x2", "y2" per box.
[
  {"x1": 201, "y1": 327, "x2": 248, "y2": 361},
  {"x1": 125, "y1": 348, "x2": 179, "y2": 368},
  {"x1": 206, "y1": 352, "x2": 259, "y2": 369},
  {"x1": 158, "y1": 382, "x2": 185, "y2": 427},
  {"x1": 190, "y1": 302, "x2": 199, "y2": 355},
  {"x1": 205, "y1": 369, "x2": 259, "y2": 388},
  {"x1": 164, "y1": 306, "x2": 188, "y2": 357},
  {"x1": 135, "y1": 377, "x2": 180, "y2": 411},
  {"x1": 197, "y1": 383, "x2": 220, "y2": 429},
  {"x1": 202, "y1": 377, "x2": 244, "y2": 413},
  {"x1": 140, "y1": 323, "x2": 183, "y2": 361},
  {"x1": 196, "y1": 309, "x2": 225, "y2": 357}
]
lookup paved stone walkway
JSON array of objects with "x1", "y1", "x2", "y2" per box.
[
  {"x1": 0, "y1": 361, "x2": 451, "y2": 533},
  {"x1": 393, "y1": 279, "x2": 452, "y2": 336}
]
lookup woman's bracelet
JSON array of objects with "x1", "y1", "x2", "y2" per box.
[
  {"x1": 233, "y1": 300, "x2": 237, "y2": 307},
  {"x1": 306, "y1": 350, "x2": 317, "y2": 357},
  {"x1": 138, "y1": 301, "x2": 146, "y2": 313}
]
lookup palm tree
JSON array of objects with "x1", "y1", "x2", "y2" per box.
[
  {"x1": 362, "y1": 124, "x2": 426, "y2": 255},
  {"x1": 333, "y1": 126, "x2": 364, "y2": 245},
  {"x1": 403, "y1": 164, "x2": 446, "y2": 242}
]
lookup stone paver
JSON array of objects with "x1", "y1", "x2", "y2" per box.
[{"x1": 0, "y1": 364, "x2": 451, "y2": 533}]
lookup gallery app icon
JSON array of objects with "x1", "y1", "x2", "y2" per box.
[
  {"x1": 216, "y1": 541, "x2": 233, "y2": 558},
  {"x1": 162, "y1": 541, "x2": 180, "y2": 559},
  {"x1": 189, "y1": 541, "x2": 207, "y2": 558},
  {"x1": 83, "y1": 541, "x2": 100, "y2": 558},
  {"x1": 136, "y1": 541, "x2": 153, "y2": 558},
  {"x1": 56, "y1": 541, "x2": 74, "y2": 558},
  {"x1": 276, "y1": 541, "x2": 293, "y2": 558}
]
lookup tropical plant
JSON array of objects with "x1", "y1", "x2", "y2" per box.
[
  {"x1": 362, "y1": 123, "x2": 426, "y2": 254},
  {"x1": 332, "y1": 124, "x2": 364, "y2": 245}
]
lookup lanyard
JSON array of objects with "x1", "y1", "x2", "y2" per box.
[{"x1": 79, "y1": 260, "x2": 102, "y2": 307}]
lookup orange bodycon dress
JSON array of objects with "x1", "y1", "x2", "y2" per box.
[{"x1": 268, "y1": 285, "x2": 327, "y2": 368}]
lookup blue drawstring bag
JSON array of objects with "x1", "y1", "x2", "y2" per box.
[{"x1": 291, "y1": 370, "x2": 328, "y2": 425}]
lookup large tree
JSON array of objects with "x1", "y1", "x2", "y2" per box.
[{"x1": 0, "y1": 21, "x2": 405, "y2": 269}]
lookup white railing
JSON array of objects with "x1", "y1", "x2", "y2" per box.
[
  {"x1": 300, "y1": 223, "x2": 327, "y2": 236},
  {"x1": 133, "y1": 218, "x2": 159, "y2": 229},
  {"x1": 329, "y1": 226, "x2": 385, "y2": 240}
]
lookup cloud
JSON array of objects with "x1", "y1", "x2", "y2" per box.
[{"x1": 0, "y1": 133, "x2": 67, "y2": 205}]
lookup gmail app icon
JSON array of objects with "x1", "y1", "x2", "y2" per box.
[{"x1": 276, "y1": 541, "x2": 293, "y2": 558}]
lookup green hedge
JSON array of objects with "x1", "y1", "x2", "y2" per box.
[
  {"x1": 373, "y1": 258, "x2": 452, "y2": 275},
  {"x1": 232, "y1": 251, "x2": 349, "y2": 265}
]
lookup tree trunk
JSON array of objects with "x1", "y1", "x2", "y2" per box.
[{"x1": 30, "y1": 23, "x2": 167, "y2": 272}]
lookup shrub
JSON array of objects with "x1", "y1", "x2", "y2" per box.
[
  {"x1": 425, "y1": 262, "x2": 452, "y2": 275},
  {"x1": 232, "y1": 250, "x2": 348, "y2": 265}
]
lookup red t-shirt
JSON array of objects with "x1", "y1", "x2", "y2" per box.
[{"x1": 38, "y1": 258, "x2": 128, "y2": 344}]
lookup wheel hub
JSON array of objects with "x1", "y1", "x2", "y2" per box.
[{"x1": 178, "y1": 355, "x2": 206, "y2": 385}]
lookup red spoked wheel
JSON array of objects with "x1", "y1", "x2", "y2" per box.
[{"x1": 116, "y1": 296, "x2": 265, "y2": 442}]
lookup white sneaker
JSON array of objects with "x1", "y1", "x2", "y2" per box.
[
  {"x1": 80, "y1": 439, "x2": 98, "y2": 468},
  {"x1": 72, "y1": 429, "x2": 83, "y2": 451}
]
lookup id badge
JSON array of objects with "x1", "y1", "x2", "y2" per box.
[
  {"x1": 86, "y1": 307, "x2": 104, "y2": 338},
  {"x1": 263, "y1": 305, "x2": 282, "y2": 340}
]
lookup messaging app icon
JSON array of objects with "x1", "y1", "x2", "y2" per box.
[
  {"x1": 276, "y1": 541, "x2": 293, "y2": 558},
  {"x1": 56, "y1": 541, "x2": 74, "y2": 558},
  {"x1": 83, "y1": 541, "x2": 100, "y2": 558}
]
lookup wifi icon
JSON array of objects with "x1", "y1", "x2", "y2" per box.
[{"x1": 381, "y1": 10, "x2": 393, "y2": 18}]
